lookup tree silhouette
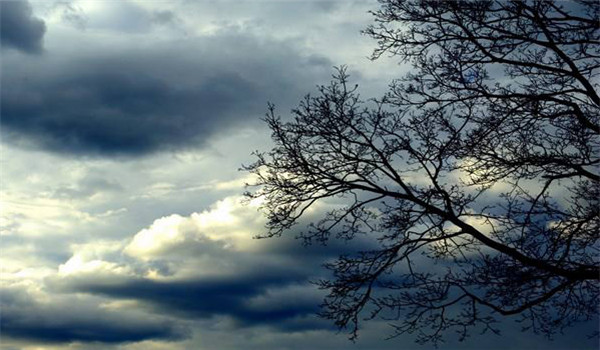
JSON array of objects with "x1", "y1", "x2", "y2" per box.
[{"x1": 244, "y1": 0, "x2": 599, "y2": 344}]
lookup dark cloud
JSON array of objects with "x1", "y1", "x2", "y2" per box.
[
  {"x1": 49, "y1": 263, "x2": 326, "y2": 331},
  {"x1": 0, "y1": 0, "x2": 46, "y2": 54},
  {"x1": 2, "y1": 66, "x2": 256, "y2": 155},
  {"x1": 0, "y1": 287, "x2": 187, "y2": 344},
  {"x1": 1, "y1": 33, "x2": 331, "y2": 157}
]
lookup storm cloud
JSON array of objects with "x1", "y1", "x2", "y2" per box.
[
  {"x1": 0, "y1": 0, "x2": 46, "y2": 54},
  {"x1": 54, "y1": 274, "x2": 324, "y2": 331},
  {"x1": 1, "y1": 33, "x2": 331, "y2": 156},
  {"x1": 0, "y1": 287, "x2": 186, "y2": 344}
]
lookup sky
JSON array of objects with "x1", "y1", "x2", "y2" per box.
[{"x1": 0, "y1": 1, "x2": 597, "y2": 349}]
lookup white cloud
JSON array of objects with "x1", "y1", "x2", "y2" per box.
[
  {"x1": 58, "y1": 241, "x2": 131, "y2": 276},
  {"x1": 124, "y1": 195, "x2": 265, "y2": 262}
]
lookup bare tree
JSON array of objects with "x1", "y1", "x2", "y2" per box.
[{"x1": 244, "y1": 0, "x2": 599, "y2": 344}]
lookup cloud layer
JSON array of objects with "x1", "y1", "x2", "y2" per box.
[
  {"x1": 2, "y1": 1, "x2": 597, "y2": 349},
  {"x1": 44, "y1": 196, "x2": 336, "y2": 333},
  {"x1": 1, "y1": 32, "x2": 330, "y2": 156},
  {"x1": 0, "y1": 287, "x2": 185, "y2": 344}
]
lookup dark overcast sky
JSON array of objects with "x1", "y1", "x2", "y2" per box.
[{"x1": 0, "y1": 1, "x2": 597, "y2": 349}]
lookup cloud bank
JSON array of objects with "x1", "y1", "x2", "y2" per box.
[{"x1": 1, "y1": 32, "x2": 330, "y2": 156}]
